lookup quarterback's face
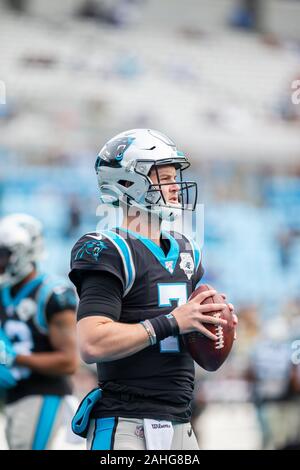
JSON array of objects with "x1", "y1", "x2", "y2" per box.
[{"x1": 149, "y1": 165, "x2": 180, "y2": 205}]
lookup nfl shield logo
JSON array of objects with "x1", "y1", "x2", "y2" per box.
[{"x1": 165, "y1": 260, "x2": 174, "y2": 274}]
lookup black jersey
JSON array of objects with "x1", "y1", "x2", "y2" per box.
[
  {"x1": 0, "y1": 273, "x2": 77, "y2": 404},
  {"x1": 70, "y1": 227, "x2": 204, "y2": 422}
]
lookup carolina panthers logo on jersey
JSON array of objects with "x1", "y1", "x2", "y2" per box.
[
  {"x1": 179, "y1": 253, "x2": 194, "y2": 280},
  {"x1": 75, "y1": 240, "x2": 107, "y2": 261}
]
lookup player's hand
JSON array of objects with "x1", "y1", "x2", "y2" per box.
[{"x1": 172, "y1": 289, "x2": 228, "y2": 340}]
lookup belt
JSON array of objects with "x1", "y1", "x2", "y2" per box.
[{"x1": 102, "y1": 389, "x2": 188, "y2": 408}]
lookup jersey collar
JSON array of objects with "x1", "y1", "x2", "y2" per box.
[{"x1": 117, "y1": 227, "x2": 179, "y2": 274}]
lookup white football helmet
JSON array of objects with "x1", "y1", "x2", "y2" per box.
[
  {"x1": 1, "y1": 213, "x2": 45, "y2": 262},
  {"x1": 0, "y1": 214, "x2": 44, "y2": 286},
  {"x1": 95, "y1": 129, "x2": 198, "y2": 221}
]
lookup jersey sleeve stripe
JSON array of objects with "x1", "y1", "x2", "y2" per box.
[{"x1": 97, "y1": 230, "x2": 135, "y2": 296}]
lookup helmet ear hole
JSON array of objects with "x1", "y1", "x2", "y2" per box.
[{"x1": 118, "y1": 180, "x2": 134, "y2": 188}]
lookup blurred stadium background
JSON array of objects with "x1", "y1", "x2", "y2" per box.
[{"x1": 1, "y1": 0, "x2": 300, "y2": 449}]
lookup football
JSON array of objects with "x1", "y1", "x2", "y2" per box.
[{"x1": 183, "y1": 284, "x2": 235, "y2": 371}]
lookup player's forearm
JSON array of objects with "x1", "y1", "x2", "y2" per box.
[
  {"x1": 15, "y1": 351, "x2": 78, "y2": 376},
  {"x1": 80, "y1": 321, "x2": 150, "y2": 363}
]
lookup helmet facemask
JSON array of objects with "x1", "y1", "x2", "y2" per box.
[
  {"x1": 0, "y1": 247, "x2": 13, "y2": 284},
  {"x1": 133, "y1": 159, "x2": 197, "y2": 221},
  {"x1": 0, "y1": 243, "x2": 34, "y2": 286},
  {"x1": 0, "y1": 221, "x2": 37, "y2": 287}
]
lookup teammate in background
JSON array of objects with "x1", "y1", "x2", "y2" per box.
[
  {"x1": 0, "y1": 214, "x2": 78, "y2": 450},
  {"x1": 248, "y1": 318, "x2": 299, "y2": 449},
  {"x1": 70, "y1": 129, "x2": 237, "y2": 450}
]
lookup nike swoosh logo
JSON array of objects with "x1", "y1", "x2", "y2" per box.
[{"x1": 86, "y1": 234, "x2": 103, "y2": 240}]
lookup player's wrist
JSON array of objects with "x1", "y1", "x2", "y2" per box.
[
  {"x1": 164, "y1": 313, "x2": 180, "y2": 336},
  {"x1": 140, "y1": 320, "x2": 157, "y2": 345},
  {"x1": 147, "y1": 313, "x2": 180, "y2": 343}
]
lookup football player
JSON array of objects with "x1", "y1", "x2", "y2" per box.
[
  {"x1": 0, "y1": 214, "x2": 78, "y2": 449},
  {"x1": 70, "y1": 129, "x2": 236, "y2": 450}
]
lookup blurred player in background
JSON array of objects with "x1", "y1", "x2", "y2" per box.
[
  {"x1": 248, "y1": 318, "x2": 300, "y2": 449},
  {"x1": 0, "y1": 214, "x2": 78, "y2": 450},
  {"x1": 70, "y1": 129, "x2": 237, "y2": 450}
]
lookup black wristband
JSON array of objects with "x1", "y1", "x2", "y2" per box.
[
  {"x1": 148, "y1": 313, "x2": 180, "y2": 342},
  {"x1": 165, "y1": 313, "x2": 180, "y2": 336}
]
